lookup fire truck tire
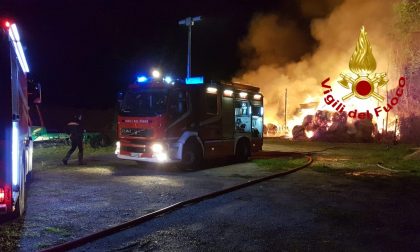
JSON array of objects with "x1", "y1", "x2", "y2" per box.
[
  {"x1": 181, "y1": 140, "x2": 203, "y2": 169},
  {"x1": 15, "y1": 186, "x2": 27, "y2": 218},
  {"x1": 235, "y1": 139, "x2": 250, "y2": 162},
  {"x1": 26, "y1": 149, "x2": 33, "y2": 183},
  {"x1": 89, "y1": 137, "x2": 100, "y2": 148},
  {"x1": 26, "y1": 170, "x2": 33, "y2": 183},
  {"x1": 14, "y1": 159, "x2": 27, "y2": 218},
  {"x1": 99, "y1": 134, "x2": 111, "y2": 147}
]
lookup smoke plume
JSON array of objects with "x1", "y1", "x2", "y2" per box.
[{"x1": 235, "y1": 0, "x2": 399, "y2": 125}]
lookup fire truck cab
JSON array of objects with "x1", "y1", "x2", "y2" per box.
[
  {"x1": 116, "y1": 76, "x2": 264, "y2": 168},
  {"x1": 0, "y1": 21, "x2": 33, "y2": 217}
]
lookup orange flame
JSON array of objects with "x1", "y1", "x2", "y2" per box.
[{"x1": 305, "y1": 130, "x2": 314, "y2": 138}]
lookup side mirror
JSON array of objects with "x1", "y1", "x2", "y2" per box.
[
  {"x1": 177, "y1": 92, "x2": 186, "y2": 114},
  {"x1": 117, "y1": 91, "x2": 124, "y2": 109}
]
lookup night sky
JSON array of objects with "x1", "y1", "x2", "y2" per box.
[{"x1": 1, "y1": 0, "x2": 313, "y2": 109}]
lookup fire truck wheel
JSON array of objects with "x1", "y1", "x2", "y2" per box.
[
  {"x1": 89, "y1": 137, "x2": 100, "y2": 148},
  {"x1": 26, "y1": 171, "x2": 33, "y2": 183},
  {"x1": 25, "y1": 148, "x2": 33, "y2": 183},
  {"x1": 15, "y1": 186, "x2": 27, "y2": 218},
  {"x1": 181, "y1": 140, "x2": 203, "y2": 169},
  {"x1": 99, "y1": 134, "x2": 110, "y2": 147},
  {"x1": 235, "y1": 139, "x2": 250, "y2": 162},
  {"x1": 25, "y1": 149, "x2": 33, "y2": 185},
  {"x1": 14, "y1": 160, "x2": 27, "y2": 218}
]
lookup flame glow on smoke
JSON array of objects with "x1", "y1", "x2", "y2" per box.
[{"x1": 235, "y1": 0, "x2": 400, "y2": 138}]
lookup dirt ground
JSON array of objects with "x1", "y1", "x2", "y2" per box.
[{"x1": 1, "y1": 140, "x2": 419, "y2": 251}]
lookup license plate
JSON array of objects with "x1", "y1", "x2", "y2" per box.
[{"x1": 130, "y1": 153, "x2": 139, "y2": 157}]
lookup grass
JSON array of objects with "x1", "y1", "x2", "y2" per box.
[
  {"x1": 253, "y1": 157, "x2": 309, "y2": 172},
  {"x1": 33, "y1": 144, "x2": 115, "y2": 170},
  {"x1": 32, "y1": 226, "x2": 73, "y2": 250},
  {"x1": 318, "y1": 143, "x2": 419, "y2": 172},
  {"x1": 43, "y1": 226, "x2": 72, "y2": 237},
  {"x1": 264, "y1": 138, "x2": 420, "y2": 175},
  {"x1": 33, "y1": 139, "x2": 419, "y2": 175},
  {"x1": 0, "y1": 218, "x2": 24, "y2": 252},
  {"x1": 36, "y1": 242, "x2": 52, "y2": 250},
  {"x1": 0, "y1": 219, "x2": 73, "y2": 251}
]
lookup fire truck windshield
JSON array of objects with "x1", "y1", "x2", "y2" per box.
[{"x1": 120, "y1": 90, "x2": 168, "y2": 117}]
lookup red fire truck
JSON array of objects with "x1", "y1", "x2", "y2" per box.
[
  {"x1": 0, "y1": 21, "x2": 33, "y2": 217},
  {"x1": 115, "y1": 74, "x2": 264, "y2": 168}
]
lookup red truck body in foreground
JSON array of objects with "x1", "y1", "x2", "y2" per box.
[{"x1": 0, "y1": 22, "x2": 33, "y2": 217}]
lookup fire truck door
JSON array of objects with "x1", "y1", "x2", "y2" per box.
[{"x1": 222, "y1": 96, "x2": 234, "y2": 138}]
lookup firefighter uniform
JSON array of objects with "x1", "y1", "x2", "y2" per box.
[{"x1": 62, "y1": 116, "x2": 84, "y2": 165}]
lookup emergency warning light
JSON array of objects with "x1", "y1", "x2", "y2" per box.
[
  {"x1": 185, "y1": 76, "x2": 204, "y2": 85},
  {"x1": 163, "y1": 76, "x2": 173, "y2": 84},
  {"x1": 137, "y1": 75, "x2": 148, "y2": 83}
]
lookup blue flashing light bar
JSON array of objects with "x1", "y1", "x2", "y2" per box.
[
  {"x1": 163, "y1": 76, "x2": 173, "y2": 84},
  {"x1": 185, "y1": 76, "x2": 204, "y2": 85},
  {"x1": 137, "y1": 75, "x2": 148, "y2": 83}
]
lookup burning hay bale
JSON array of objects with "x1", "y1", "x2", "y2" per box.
[
  {"x1": 264, "y1": 123, "x2": 279, "y2": 136},
  {"x1": 354, "y1": 116, "x2": 374, "y2": 143},
  {"x1": 328, "y1": 112, "x2": 348, "y2": 134},
  {"x1": 292, "y1": 125, "x2": 307, "y2": 140},
  {"x1": 324, "y1": 112, "x2": 351, "y2": 142},
  {"x1": 292, "y1": 110, "x2": 375, "y2": 142}
]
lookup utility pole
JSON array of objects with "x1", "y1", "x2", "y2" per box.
[
  {"x1": 178, "y1": 16, "x2": 201, "y2": 79},
  {"x1": 385, "y1": 83, "x2": 388, "y2": 133},
  {"x1": 394, "y1": 118, "x2": 398, "y2": 144},
  {"x1": 284, "y1": 88, "x2": 287, "y2": 132}
]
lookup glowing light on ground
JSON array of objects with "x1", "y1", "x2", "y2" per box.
[
  {"x1": 77, "y1": 167, "x2": 114, "y2": 175},
  {"x1": 125, "y1": 176, "x2": 183, "y2": 187}
]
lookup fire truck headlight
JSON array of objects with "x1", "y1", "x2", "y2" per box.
[
  {"x1": 152, "y1": 70, "x2": 161, "y2": 79},
  {"x1": 0, "y1": 187, "x2": 4, "y2": 203},
  {"x1": 151, "y1": 143, "x2": 164, "y2": 153},
  {"x1": 115, "y1": 141, "x2": 120, "y2": 155},
  {"x1": 156, "y1": 153, "x2": 168, "y2": 162}
]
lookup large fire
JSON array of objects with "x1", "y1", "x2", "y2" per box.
[
  {"x1": 235, "y1": 0, "x2": 404, "y2": 142},
  {"x1": 285, "y1": 26, "x2": 395, "y2": 141}
]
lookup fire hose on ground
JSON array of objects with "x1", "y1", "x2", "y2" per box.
[{"x1": 41, "y1": 151, "x2": 315, "y2": 252}]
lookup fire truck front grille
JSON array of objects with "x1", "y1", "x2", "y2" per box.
[
  {"x1": 127, "y1": 139, "x2": 147, "y2": 145},
  {"x1": 121, "y1": 128, "x2": 153, "y2": 137},
  {"x1": 121, "y1": 146, "x2": 147, "y2": 153}
]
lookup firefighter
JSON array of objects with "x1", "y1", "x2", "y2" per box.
[{"x1": 62, "y1": 114, "x2": 85, "y2": 165}]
